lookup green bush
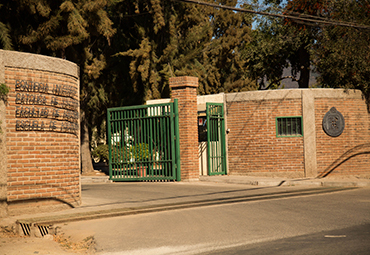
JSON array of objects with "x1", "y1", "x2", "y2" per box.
[
  {"x1": 92, "y1": 143, "x2": 150, "y2": 163},
  {"x1": 0, "y1": 83, "x2": 9, "y2": 101},
  {"x1": 91, "y1": 144, "x2": 109, "y2": 163},
  {"x1": 131, "y1": 143, "x2": 150, "y2": 162},
  {"x1": 0, "y1": 83, "x2": 9, "y2": 135}
]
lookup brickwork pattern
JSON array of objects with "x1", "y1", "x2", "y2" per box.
[
  {"x1": 5, "y1": 67, "x2": 80, "y2": 215},
  {"x1": 170, "y1": 77, "x2": 199, "y2": 180},
  {"x1": 315, "y1": 98, "x2": 370, "y2": 177},
  {"x1": 226, "y1": 99, "x2": 305, "y2": 177}
]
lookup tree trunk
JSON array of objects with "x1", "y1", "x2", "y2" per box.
[
  {"x1": 80, "y1": 110, "x2": 94, "y2": 175},
  {"x1": 298, "y1": 46, "x2": 310, "y2": 88}
]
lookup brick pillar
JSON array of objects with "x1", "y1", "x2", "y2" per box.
[{"x1": 169, "y1": 76, "x2": 199, "y2": 181}]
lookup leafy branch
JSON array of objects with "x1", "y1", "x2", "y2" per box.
[
  {"x1": 0, "y1": 83, "x2": 9, "y2": 102},
  {"x1": 0, "y1": 83, "x2": 9, "y2": 135}
]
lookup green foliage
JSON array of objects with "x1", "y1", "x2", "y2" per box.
[
  {"x1": 244, "y1": 21, "x2": 291, "y2": 88},
  {"x1": 314, "y1": 0, "x2": 370, "y2": 109},
  {"x1": 248, "y1": 0, "x2": 370, "y2": 96},
  {"x1": 131, "y1": 143, "x2": 150, "y2": 162},
  {"x1": 0, "y1": 83, "x2": 9, "y2": 100},
  {"x1": 0, "y1": 22, "x2": 12, "y2": 50},
  {"x1": 0, "y1": 83, "x2": 9, "y2": 135},
  {"x1": 96, "y1": 143, "x2": 150, "y2": 163},
  {"x1": 246, "y1": 0, "x2": 321, "y2": 89},
  {"x1": 91, "y1": 144, "x2": 109, "y2": 163},
  {"x1": 113, "y1": 0, "x2": 257, "y2": 99}
]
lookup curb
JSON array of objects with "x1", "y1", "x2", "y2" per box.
[
  {"x1": 81, "y1": 176, "x2": 110, "y2": 184},
  {"x1": 199, "y1": 176, "x2": 370, "y2": 187}
]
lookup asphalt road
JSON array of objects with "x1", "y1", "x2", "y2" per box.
[
  {"x1": 200, "y1": 223, "x2": 370, "y2": 255},
  {"x1": 59, "y1": 186, "x2": 370, "y2": 255}
]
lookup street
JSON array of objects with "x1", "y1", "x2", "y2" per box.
[
  {"x1": 58, "y1": 185, "x2": 370, "y2": 254},
  {"x1": 201, "y1": 223, "x2": 370, "y2": 255}
]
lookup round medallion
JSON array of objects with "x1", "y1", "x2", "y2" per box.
[{"x1": 322, "y1": 107, "x2": 345, "y2": 137}]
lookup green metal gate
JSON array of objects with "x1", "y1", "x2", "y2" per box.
[
  {"x1": 107, "y1": 100, "x2": 180, "y2": 181},
  {"x1": 206, "y1": 103, "x2": 227, "y2": 175}
]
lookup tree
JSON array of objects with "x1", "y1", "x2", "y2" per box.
[
  {"x1": 246, "y1": 0, "x2": 324, "y2": 89},
  {"x1": 314, "y1": 0, "x2": 370, "y2": 109},
  {"x1": 113, "y1": 0, "x2": 256, "y2": 100},
  {"x1": 181, "y1": 0, "x2": 257, "y2": 94}
]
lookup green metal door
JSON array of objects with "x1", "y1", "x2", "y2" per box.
[
  {"x1": 107, "y1": 100, "x2": 180, "y2": 181},
  {"x1": 206, "y1": 103, "x2": 227, "y2": 175}
]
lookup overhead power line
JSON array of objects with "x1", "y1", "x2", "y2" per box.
[{"x1": 173, "y1": 0, "x2": 370, "y2": 30}]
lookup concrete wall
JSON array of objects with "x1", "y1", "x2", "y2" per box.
[{"x1": 0, "y1": 50, "x2": 80, "y2": 216}]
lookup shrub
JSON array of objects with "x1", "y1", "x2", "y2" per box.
[
  {"x1": 91, "y1": 144, "x2": 109, "y2": 163},
  {"x1": 131, "y1": 143, "x2": 150, "y2": 162},
  {"x1": 92, "y1": 143, "x2": 150, "y2": 163}
]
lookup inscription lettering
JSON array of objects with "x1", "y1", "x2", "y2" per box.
[
  {"x1": 49, "y1": 121, "x2": 57, "y2": 131},
  {"x1": 60, "y1": 122, "x2": 78, "y2": 134},
  {"x1": 15, "y1": 79, "x2": 77, "y2": 99},
  {"x1": 15, "y1": 80, "x2": 49, "y2": 93},
  {"x1": 52, "y1": 109, "x2": 60, "y2": 118},
  {"x1": 16, "y1": 93, "x2": 47, "y2": 105},
  {"x1": 52, "y1": 84, "x2": 77, "y2": 98},
  {"x1": 16, "y1": 106, "x2": 49, "y2": 118},
  {"x1": 60, "y1": 98, "x2": 79, "y2": 111},
  {"x1": 14, "y1": 79, "x2": 79, "y2": 135},
  {"x1": 16, "y1": 120, "x2": 45, "y2": 131},
  {"x1": 62, "y1": 110, "x2": 79, "y2": 123}
]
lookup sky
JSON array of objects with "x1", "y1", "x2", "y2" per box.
[{"x1": 251, "y1": 0, "x2": 288, "y2": 29}]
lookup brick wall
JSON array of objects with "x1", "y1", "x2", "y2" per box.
[
  {"x1": 225, "y1": 89, "x2": 370, "y2": 178},
  {"x1": 226, "y1": 90, "x2": 305, "y2": 178},
  {"x1": 315, "y1": 96, "x2": 370, "y2": 177},
  {"x1": 1, "y1": 50, "x2": 80, "y2": 216},
  {"x1": 169, "y1": 77, "x2": 199, "y2": 181}
]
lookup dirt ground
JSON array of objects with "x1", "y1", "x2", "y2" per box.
[
  {"x1": 0, "y1": 225, "x2": 95, "y2": 255},
  {"x1": 0, "y1": 170, "x2": 105, "y2": 255}
]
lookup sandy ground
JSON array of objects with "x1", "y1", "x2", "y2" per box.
[{"x1": 0, "y1": 226, "x2": 95, "y2": 255}]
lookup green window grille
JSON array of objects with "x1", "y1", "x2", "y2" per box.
[{"x1": 276, "y1": 116, "x2": 303, "y2": 137}]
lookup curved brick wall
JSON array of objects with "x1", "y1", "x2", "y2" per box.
[{"x1": 0, "y1": 50, "x2": 80, "y2": 216}]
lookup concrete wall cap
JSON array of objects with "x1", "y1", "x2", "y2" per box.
[
  {"x1": 146, "y1": 98, "x2": 171, "y2": 105},
  {"x1": 169, "y1": 76, "x2": 199, "y2": 88},
  {"x1": 226, "y1": 88, "x2": 363, "y2": 102},
  {"x1": 0, "y1": 50, "x2": 79, "y2": 78}
]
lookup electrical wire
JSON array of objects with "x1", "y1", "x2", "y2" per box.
[{"x1": 173, "y1": 0, "x2": 370, "y2": 30}]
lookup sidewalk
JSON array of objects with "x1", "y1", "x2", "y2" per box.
[
  {"x1": 2, "y1": 174, "x2": 369, "y2": 237},
  {"x1": 83, "y1": 174, "x2": 370, "y2": 187},
  {"x1": 199, "y1": 175, "x2": 370, "y2": 187}
]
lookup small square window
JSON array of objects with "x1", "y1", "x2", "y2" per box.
[{"x1": 276, "y1": 117, "x2": 303, "y2": 137}]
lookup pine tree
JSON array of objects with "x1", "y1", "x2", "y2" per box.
[
  {"x1": 113, "y1": 0, "x2": 256, "y2": 100},
  {"x1": 0, "y1": 3, "x2": 12, "y2": 50}
]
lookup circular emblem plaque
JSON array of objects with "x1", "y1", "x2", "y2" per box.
[{"x1": 322, "y1": 107, "x2": 345, "y2": 137}]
